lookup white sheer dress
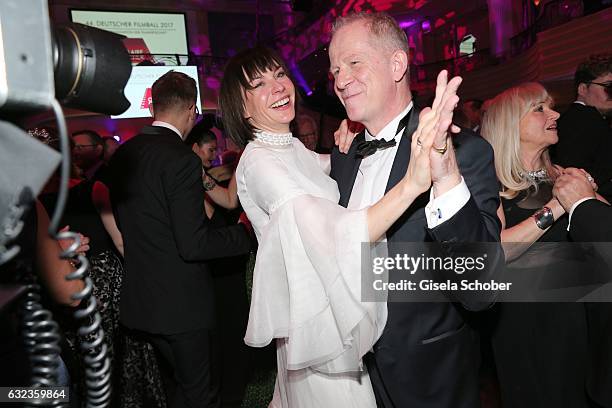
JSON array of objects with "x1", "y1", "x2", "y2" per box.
[{"x1": 236, "y1": 132, "x2": 387, "y2": 407}]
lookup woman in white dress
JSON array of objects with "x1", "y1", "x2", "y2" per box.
[{"x1": 219, "y1": 46, "x2": 460, "y2": 407}]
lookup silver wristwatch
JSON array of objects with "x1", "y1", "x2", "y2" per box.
[{"x1": 533, "y1": 206, "x2": 554, "y2": 230}]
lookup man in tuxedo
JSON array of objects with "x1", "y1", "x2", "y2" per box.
[
  {"x1": 109, "y1": 71, "x2": 251, "y2": 408},
  {"x1": 551, "y1": 53, "x2": 612, "y2": 201},
  {"x1": 554, "y1": 168, "x2": 612, "y2": 408},
  {"x1": 328, "y1": 12, "x2": 501, "y2": 408}
]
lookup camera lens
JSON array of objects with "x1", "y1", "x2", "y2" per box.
[{"x1": 52, "y1": 23, "x2": 132, "y2": 115}]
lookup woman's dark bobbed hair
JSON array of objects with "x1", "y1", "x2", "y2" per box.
[{"x1": 218, "y1": 46, "x2": 293, "y2": 148}]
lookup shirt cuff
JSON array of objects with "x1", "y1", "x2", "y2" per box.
[
  {"x1": 425, "y1": 177, "x2": 471, "y2": 228},
  {"x1": 567, "y1": 197, "x2": 596, "y2": 231}
]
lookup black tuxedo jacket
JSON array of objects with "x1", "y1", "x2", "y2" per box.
[
  {"x1": 108, "y1": 126, "x2": 251, "y2": 335},
  {"x1": 552, "y1": 103, "x2": 612, "y2": 200},
  {"x1": 570, "y1": 199, "x2": 612, "y2": 408},
  {"x1": 331, "y1": 107, "x2": 501, "y2": 408},
  {"x1": 571, "y1": 199, "x2": 612, "y2": 242}
]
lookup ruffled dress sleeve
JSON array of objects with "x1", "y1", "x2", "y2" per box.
[{"x1": 239, "y1": 147, "x2": 387, "y2": 374}]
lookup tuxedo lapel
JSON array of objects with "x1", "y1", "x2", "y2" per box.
[
  {"x1": 338, "y1": 131, "x2": 365, "y2": 208},
  {"x1": 385, "y1": 106, "x2": 420, "y2": 194}
]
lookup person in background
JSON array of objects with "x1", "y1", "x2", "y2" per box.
[
  {"x1": 451, "y1": 106, "x2": 472, "y2": 129},
  {"x1": 31, "y1": 126, "x2": 166, "y2": 407},
  {"x1": 220, "y1": 150, "x2": 239, "y2": 166},
  {"x1": 461, "y1": 98, "x2": 484, "y2": 132},
  {"x1": 185, "y1": 122, "x2": 251, "y2": 408},
  {"x1": 481, "y1": 81, "x2": 607, "y2": 408},
  {"x1": 553, "y1": 169, "x2": 612, "y2": 408},
  {"x1": 551, "y1": 53, "x2": 612, "y2": 201},
  {"x1": 109, "y1": 70, "x2": 252, "y2": 408},
  {"x1": 185, "y1": 122, "x2": 239, "y2": 217},
  {"x1": 481, "y1": 98, "x2": 494, "y2": 117},
  {"x1": 209, "y1": 149, "x2": 241, "y2": 184},
  {"x1": 294, "y1": 114, "x2": 319, "y2": 151},
  {"x1": 0, "y1": 198, "x2": 83, "y2": 389},
  {"x1": 72, "y1": 129, "x2": 105, "y2": 181},
  {"x1": 102, "y1": 136, "x2": 120, "y2": 163}
]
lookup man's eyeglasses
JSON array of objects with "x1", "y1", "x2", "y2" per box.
[{"x1": 588, "y1": 81, "x2": 612, "y2": 99}]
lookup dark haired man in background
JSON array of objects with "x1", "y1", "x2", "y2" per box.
[
  {"x1": 72, "y1": 129, "x2": 105, "y2": 180},
  {"x1": 109, "y1": 71, "x2": 251, "y2": 408},
  {"x1": 552, "y1": 53, "x2": 612, "y2": 201}
]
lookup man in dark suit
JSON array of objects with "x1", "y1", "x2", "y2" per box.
[
  {"x1": 554, "y1": 168, "x2": 612, "y2": 408},
  {"x1": 328, "y1": 12, "x2": 501, "y2": 408},
  {"x1": 72, "y1": 129, "x2": 105, "y2": 181},
  {"x1": 109, "y1": 71, "x2": 251, "y2": 408},
  {"x1": 551, "y1": 53, "x2": 612, "y2": 201}
]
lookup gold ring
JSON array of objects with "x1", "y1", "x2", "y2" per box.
[
  {"x1": 433, "y1": 138, "x2": 448, "y2": 155},
  {"x1": 587, "y1": 175, "x2": 594, "y2": 183}
]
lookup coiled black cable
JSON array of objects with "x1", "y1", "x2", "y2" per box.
[
  {"x1": 21, "y1": 283, "x2": 65, "y2": 407},
  {"x1": 0, "y1": 189, "x2": 29, "y2": 266},
  {"x1": 48, "y1": 99, "x2": 112, "y2": 407},
  {"x1": 61, "y1": 231, "x2": 112, "y2": 408}
]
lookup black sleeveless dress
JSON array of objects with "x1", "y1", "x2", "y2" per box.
[{"x1": 491, "y1": 182, "x2": 590, "y2": 407}]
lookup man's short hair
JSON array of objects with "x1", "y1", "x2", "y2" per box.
[
  {"x1": 574, "y1": 53, "x2": 612, "y2": 89},
  {"x1": 73, "y1": 129, "x2": 103, "y2": 146},
  {"x1": 331, "y1": 12, "x2": 409, "y2": 54},
  {"x1": 185, "y1": 121, "x2": 217, "y2": 147},
  {"x1": 152, "y1": 71, "x2": 197, "y2": 113}
]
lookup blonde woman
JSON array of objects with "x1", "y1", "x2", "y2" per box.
[{"x1": 482, "y1": 82, "x2": 604, "y2": 407}]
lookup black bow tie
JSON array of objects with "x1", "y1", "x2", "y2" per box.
[
  {"x1": 355, "y1": 109, "x2": 412, "y2": 158},
  {"x1": 355, "y1": 138, "x2": 396, "y2": 158}
]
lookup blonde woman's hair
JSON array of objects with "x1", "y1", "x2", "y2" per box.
[{"x1": 481, "y1": 82, "x2": 556, "y2": 199}]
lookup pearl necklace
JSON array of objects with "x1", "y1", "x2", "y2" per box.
[{"x1": 254, "y1": 130, "x2": 293, "y2": 146}]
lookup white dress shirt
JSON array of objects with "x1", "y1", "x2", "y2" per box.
[
  {"x1": 152, "y1": 120, "x2": 183, "y2": 140},
  {"x1": 347, "y1": 102, "x2": 470, "y2": 241}
]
